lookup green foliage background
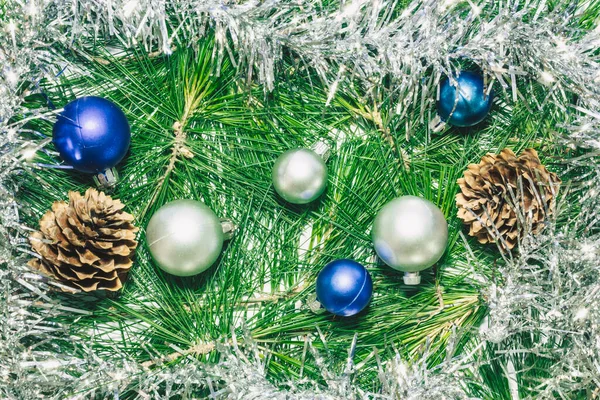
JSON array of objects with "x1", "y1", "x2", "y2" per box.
[{"x1": 16, "y1": 16, "x2": 587, "y2": 396}]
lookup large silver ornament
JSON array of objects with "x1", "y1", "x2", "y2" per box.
[
  {"x1": 146, "y1": 199, "x2": 228, "y2": 277},
  {"x1": 272, "y1": 148, "x2": 327, "y2": 204},
  {"x1": 372, "y1": 196, "x2": 448, "y2": 284}
]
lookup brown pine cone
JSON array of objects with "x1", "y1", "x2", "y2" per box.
[
  {"x1": 28, "y1": 188, "x2": 138, "y2": 292},
  {"x1": 456, "y1": 148, "x2": 560, "y2": 250}
]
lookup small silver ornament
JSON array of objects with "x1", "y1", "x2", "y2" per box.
[
  {"x1": 146, "y1": 199, "x2": 233, "y2": 277},
  {"x1": 372, "y1": 196, "x2": 448, "y2": 284},
  {"x1": 272, "y1": 148, "x2": 327, "y2": 204}
]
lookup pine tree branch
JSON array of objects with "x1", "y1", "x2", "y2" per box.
[
  {"x1": 141, "y1": 121, "x2": 193, "y2": 219},
  {"x1": 141, "y1": 342, "x2": 216, "y2": 368}
]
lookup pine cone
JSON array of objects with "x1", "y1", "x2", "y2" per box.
[
  {"x1": 28, "y1": 188, "x2": 138, "y2": 292},
  {"x1": 456, "y1": 148, "x2": 560, "y2": 250}
]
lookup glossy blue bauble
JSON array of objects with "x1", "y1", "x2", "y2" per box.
[
  {"x1": 316, "y1": 259, "x2": 373, "y2": 317},
  {"x1": 437, "y1": 71, "x2": 493, "y2": 127},
  {"x1": 53, "y1": 96, "x2": 131, "y2": 173}
]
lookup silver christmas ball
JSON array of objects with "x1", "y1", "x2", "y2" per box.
[
  {"x1": 272, "y1": 148, "x2": 327, "y2": 204},
  {"x1": 146, "y1": 200, "x2": 224, "y2": 277},
  {"x1": 372, "y1": 196, "x2": 448, "y2": 273}
]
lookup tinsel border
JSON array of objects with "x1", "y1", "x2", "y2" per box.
[{"x1": 1, "y1": 0, "x2": 600, "y2": 398}]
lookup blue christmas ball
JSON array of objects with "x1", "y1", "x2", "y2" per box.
[
  {"x1": 316, "y1": 259, "x2": 373, "y2": 317},
  {"x1": 437, "y1": 71, "x2": 494, "y2": 127},
  {"x1": 53, "y1": 96, "x2": 131, "y2": 173}
]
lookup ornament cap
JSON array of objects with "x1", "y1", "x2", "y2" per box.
[
  {"x1": 306, "y1": 292, "x2": 326, "y2": 314},
  {"x1": 93, "y1": 168, "x2": 119, "y2": 189},
  {"x1": 403, "y1": 271, "x2": 421, "y2": 285},
  {"x1": 219, "y1": 218, "x2": 237, "y2": 240},
  {"x1": 310, "y1": 140, "x2": 331, "y2": 162},
  {"x1": 429, "y1": 114, "x2": 447, "y2": 133}
]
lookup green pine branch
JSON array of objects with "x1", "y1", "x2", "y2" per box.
[{"x1": 16, "y1": 26, "x2": 587, "y2": 397}]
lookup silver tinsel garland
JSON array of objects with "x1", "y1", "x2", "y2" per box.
[
  {"x1": 1, "y1": 0, "x2": 600, "y2": 397},
  {"x1": 2, "y1": 324, "x2": 477, "y2": 399},
  {"x1": 481, "y1": 157, "x2": 600, "y2": 398}
]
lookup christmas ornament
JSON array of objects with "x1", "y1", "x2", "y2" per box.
[
  {"x1": 272, "y1": 147, "x2": 327, "y2": 204},
  {"x1": 437, "y1": 71, "x2": 493, "y2": 127},
  {"x1": 372, "y1": 196, "x2": 448, "y2": 285},
  {"x1": 315, "y1": 259, "x2": 373, "y2": 317},
  {"x1": 28, "y1": 188, "x2": 138, "y2": 292},
  {"x1": 53, "y1": 96, "x2": 131, "y2": 174},
  {"x1": 456, "y1": 148, "x2": 560, "y2": 251},
  {"x1": 146, "y1": 200, "x2": 234, "y2": 277}
]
